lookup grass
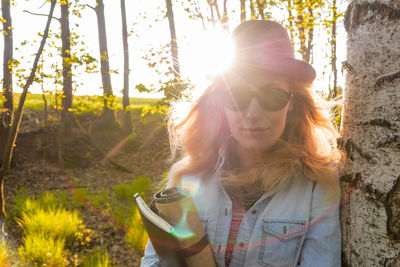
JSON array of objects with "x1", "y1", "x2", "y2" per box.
[
  {"x1": 10, "y1": 191, "x2": 93, "y2": 266},
  {"x1": 12, "y1": 93, "x2": 161, "y2": 113},
  {"x1": 9, "y1": 176, "x2": 153, "y2": 265},
  {"x1": 72, "y1": 177, "x2": 152, "y2": 253},
  {"x1": 113, "y1": 177, "x2": 151, "y2": 253},
  {"x1": 18, "y1": 207, "x2": 84, "y2": 244},
  {"x1": 18, "y1": 233, "x2": 68, "y2": 267},
  {"x1": 81, "y1": 248, "x2": 113, "y2": 267},
  {"x1": 0, "y1": 239, "x2": 12, "y2": 267},
  {"x1": 125, "y1": 208, "x2": 149, "y2": 252},
  {"x1": 114, "y1": 176, "x2": 151, "y2": 200}
]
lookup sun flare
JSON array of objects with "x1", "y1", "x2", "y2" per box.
[{"x1": 183, "y1": 27, "x2": 234, "y2": 82}]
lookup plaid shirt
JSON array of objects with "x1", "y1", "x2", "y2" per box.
[{"x1": 224, "y1": 193, "x2": 247, "y2": 267}]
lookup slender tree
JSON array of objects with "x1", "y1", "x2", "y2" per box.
[
  {"x1": 165, "y1": 0, "x2": 180, "y2": 79},
  {"x1": 0, "y1": 0, "x2": 57, "y2": 231},
  {"x1": 286, "y1": 0, "x2": 295, "y2": 53},
  {"x1": 89, "y1": 0, "x2": 115, "y2": 122},
  {"x1": 0, "y1": 0, "x2": 13, "y2": 167},
  {"x1": 222, "y1": 0, "x2": 228, "y2": 28},
  {"x1": 249, "y1": 0, "x2": 256, "y2": 19},
  {"x1": 330, "y1": 0, "x2": 338, "y2": 99},
  {"x1": 256, "y1": 0, "x2": 266, "y2": 19},
  {"x1": 165, "y1": 0, "x2": 183, "y2": 99},
  {"x1": 292, "y1": 0, "x2": 323, "y2": 64},
  {"x1": 295, "y1": 0, "x2": 308, "y2": 62},
  {"x1": 60, "y1": 0, "x2": 73, "y2": 135},
  {"x1": 240, "y1": 0, "x2": 246, "y2": 22},
  {"x1": 340, "y1": 1, "x2": 400, "y2": 265},
  {"x1": 120, "y1": 0, "x2": 132, "y2": 135}
]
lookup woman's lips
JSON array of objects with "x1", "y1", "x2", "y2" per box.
[{"x1": 241, "y1": 127, "x2": 269, "y2": 135}]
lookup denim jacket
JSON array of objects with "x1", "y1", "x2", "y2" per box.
[{"x1": 140, "y1": 171, "x2": 341, "y2": 267}]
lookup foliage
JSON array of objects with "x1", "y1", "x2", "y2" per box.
[
  {"x1": 125, "y1": 208, "x2": 148, "y2": 252},
  {"x1": 114, "y1": 176, "x2": 151, "y2": 200},
  {"x1": 8, "y1": 187, "x2": 30, "y2": 220},
  {"x1": 70, "y1": 188, "x2": 89, "y2": 209},
  {"x1": 11, "y1": 93, "x2": 162, "y2": 114},
  {"x1": 18, "y1": 233, "x2": 68, "y2": 267},
  {"x1": 80, "y1": 248, "x2": 113, "y2": 267},
  {"x1": 75, "y1": 177, "x2": 152, "y2": 253},
  {"x1": 113, "y1": 177, "x2": 151, "y2": 252},
  {"x1": 17, "y1": 207, "x2": 83, "y2": 244},
  {"x1": 11, "y1": 177, "x2": 153, "y2": 256},
  {"x1": 11, "y1": 191, "x2": 96, "y2": 266},
  {"x1": 0, "y1": 239, "x2": 12, "y2": 267},
  {"x1": 89, "y1": 189, "x2": 109, "y2": 210}
]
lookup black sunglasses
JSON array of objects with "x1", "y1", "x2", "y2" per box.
[{"x1": 222, "y1": 85, "x2": 293, "y2": 112}]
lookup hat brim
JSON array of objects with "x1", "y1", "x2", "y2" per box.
[{"x1": 227, "y1": 56, "x2": 316, "y2": 85}]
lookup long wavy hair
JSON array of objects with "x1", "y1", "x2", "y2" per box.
[{"x1": 167, "y1": 74, "x2": 343, "y2": 198}]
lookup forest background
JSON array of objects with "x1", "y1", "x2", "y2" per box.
[{"x1": 0, "y1": 0, "x2": 398, "y2": 266}]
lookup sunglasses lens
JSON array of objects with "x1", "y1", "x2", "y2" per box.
[
  {"x1": 223, "y1": 86, "x2": 291, "y2": 111},
  {"x1": 223, "y1": 87, "x2": 251, "y2": 111},
  {"x1": 259, "y1": 88, "x2": 292, "y2": 111}
]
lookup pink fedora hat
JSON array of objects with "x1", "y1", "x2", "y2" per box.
[{"x1": 229, "y1": 20, "x2": 316, "y2": 84}]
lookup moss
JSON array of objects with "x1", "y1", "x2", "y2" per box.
[{"x1": 386, "y1": 174, "x2": 400, "y2": 241}]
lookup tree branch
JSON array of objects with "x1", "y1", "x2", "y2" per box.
[
  {"x1": 86, "y1": 4, "x2": 95, "y2": 11},
  {"x1": 23, "y1": 9, "x2": 60, "y2": 22}
]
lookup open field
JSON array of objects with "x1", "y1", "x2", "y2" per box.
[{"x1": 11, "y1": 93, "x2": 162, "y2": 113}]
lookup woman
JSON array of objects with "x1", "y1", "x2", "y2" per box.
[{"x1": 141, "y1": 20, "x2": 342, "y2": 267}]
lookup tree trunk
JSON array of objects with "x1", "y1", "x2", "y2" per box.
[
  {"x1": 0, "y1": 0, "x2": 56, "y2": 230},
  {"x1": 340, "y1": 1, "x2": 400, "y2": 266},
  {"x1": 0, "y1": 0, "x2": 13, "y2": 167},
  {"x1": 165, "y1": 0, "x2": 183, "y2": 99},
  {"x1": 305, "y1": 6, "x2": 313, "y2": 64},
  {"x1": 94, "y1": 0, "x2": 115, "y2": 122},
  {"x1": 120, "y1": 0, "x2": 132, "y2": 135},
  {"x1": 249, "y1": 0, "x2": 256, "y2": 20},
  {"x1": 295, "y1": 0, "x2": 307, "y2": 62},
  {"x1": 165, "y1": 0, "x2": 180, "y2": 79},
  {"x1": 286, "y1": 0, "x2": 295, "y2": 53},
  {"x1": 256, "y1": 0, "x2": 265, "y2": 19},
  {"x1": 240, "y1": 0, "x2": 246, "y2": 22},
  {"x1": 293, "y1": 0, "x2": 315, "y2": 64},
  {"x1": 222, "y1": 0, "x2": 229, "y2": 30},
  {"x1": 331, "y1": 0, "x2": 337, "y2": 99},
  {"x1": 61, "y1": 0, "x2": 73, "y2": 136}
]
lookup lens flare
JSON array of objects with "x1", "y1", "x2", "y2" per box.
[
  {"x1": 183, "y1": 26, "x2": 234, "y2": 81},
  {"x1": 179, "y1": 176, "x2": 201, "y2": 196},
  {"x1": 170, "y1": 197, "x2": 196, "y2": 239}
]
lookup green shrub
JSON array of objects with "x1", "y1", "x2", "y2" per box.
[
  {"x1": 10, "y1": 190, "x2": 70, "y2": 220},
  {"x1": 0, "y1": 239, "x2": 12, "y2": 266},
  {"x1": 114, "y1": 176, "x2": 151, "y2": 200},
  {"x1": 112, "y1": 178, "x2": 152, "y2": 251},
  {"x1": 71, "y1": 188, "x2": 90, "y2": 208},
  {"x1": 90, "y1": 190, "x2": 110, "y2": 210},
  {"x1": 125, "y1": 208, "x2": 148, "y2": 253},
  {"x1": 37, "y1": 192, "x2": 61, "y2": 210},
  {"x1": 18, "y1": 207, "x2": 84, "y2": 244},
  {"x1": 112, "y1": 177, "x2": 151, "y2": 227},
  {"x1": 80, "y1": 248, "x2": 113, "y2": 267},
  {"x1": 9, "y1": 187, "x2": 30, "y2": 219},
  {"x1": 18, "y1": 233, "x2": 68, "y2": 267}
]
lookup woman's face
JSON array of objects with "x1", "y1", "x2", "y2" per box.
[{"x1": 223, "y1": 73, "x2": 292, "y2": 154}]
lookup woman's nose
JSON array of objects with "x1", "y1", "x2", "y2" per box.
[{"x1": 245, "y1": 98, "x2": 264, "y2": 120}]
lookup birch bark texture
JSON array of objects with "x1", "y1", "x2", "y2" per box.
[{"x1": 340, "y1": 1, "x2": 400, "y2": 266}]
